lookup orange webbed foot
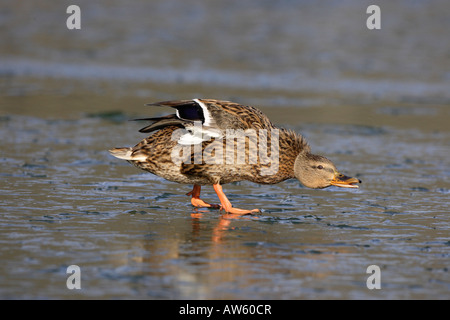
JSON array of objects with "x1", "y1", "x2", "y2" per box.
[
  {"x1": 191, "y1": 197, "x2": 221, "y2": 209},
  {"x1": 213, "y1": 184, "x2": 260, "y2": 215},
  {"x1": 187, "y1": 184, "x2": 220, "y2": 209}
]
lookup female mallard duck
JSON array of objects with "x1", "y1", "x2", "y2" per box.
[{"x1": 110, "y1": 99, "x2": 361, "y2": 214}]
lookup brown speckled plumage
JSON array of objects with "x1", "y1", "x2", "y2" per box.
[
  {"x1": 112, "y1": 99, "x2": 309, "y2": 185},
  {"x1": 110, "y1": 99, "x2": 360, "y2": 214}
]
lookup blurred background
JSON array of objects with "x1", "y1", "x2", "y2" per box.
[
  {"x1": 1, "y1": 0, "x2": 449, "y2": 118},
  {"x1": 0, "y1": 0, "x2": 449, "y2": 299}
]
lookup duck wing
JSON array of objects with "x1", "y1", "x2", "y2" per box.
[
  {"x1": 136, "y1": 99, "x2": 275, "y2": 145},
  {"x1": 144, "y1": 99, "x2": 255, "y2": 130},
  {"x1": 133, "y1": 100, "x2": 205, "y2": 133},
  {"x1": 137, "y1": 99, "x2": 224, "y2": 144},
  {"x1": 133, "y1": 114, "x2": 186, "y2": 133},
  {"x1": 200, "y1": 99, "x2": 275, "y2": 131},
  {"x1": 146, "y1": 100, "x2": 206, "y2": 122}
]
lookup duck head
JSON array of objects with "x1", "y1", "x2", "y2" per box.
[{"x1": 294, "y1": 152, "x2": 361, "y2": 189}]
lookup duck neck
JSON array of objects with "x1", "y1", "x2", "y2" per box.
[{"x1": 279, "y1": 129, "x2": 310, "y2": 179}]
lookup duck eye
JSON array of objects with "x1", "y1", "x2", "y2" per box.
[{"x1": 317, "y1": 165, "x2": 324, "y2": 170}]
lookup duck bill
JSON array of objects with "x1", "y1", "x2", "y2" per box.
[{"x1": 330, "y1": 174, "x2": 361, "y2": 189}]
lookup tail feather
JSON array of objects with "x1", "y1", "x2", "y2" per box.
[
  {"x1": 109, "y1": 147, "x2": 149, "y2": 161},
  {"x1": 109, "y1": 147, "x2": 133, "y2": 160}
]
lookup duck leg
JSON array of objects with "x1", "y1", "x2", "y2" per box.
[
  {"x1": 187, "y1": 184, "x2": 220, "y2": 208},
  {"x1": 213, "y1": 184, "x2": 260, "y2": 215}
]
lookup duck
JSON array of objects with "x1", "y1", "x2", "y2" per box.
[{"x1": 109, "y1": 99, "x2": 361, "y2": 215}]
